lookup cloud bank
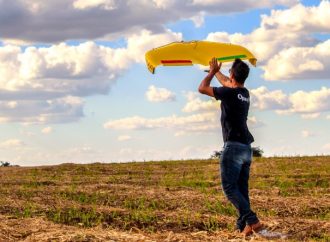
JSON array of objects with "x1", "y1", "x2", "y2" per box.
[
  {"x1": 0, "y1": 0, "x2": 296, "y2": 43},
  {"x1": 207, "y1": 1, "x2": 330, "y2": 81},
  {"x1": 251, "y1": 86, "x2": 330, "y2": 118},
  {"x1": 0, "y1": 29, "x2": 181, "y2": 123},
  {"x1": 146, "y1": 85, "x2": 176, "y2": 102}
]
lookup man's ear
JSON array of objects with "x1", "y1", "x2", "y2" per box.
[
  {"x1": 229, "y1": 74, "x2": 234, "y2": 83},
  {"x1": 229, "y1": 72, "x2": 234, "y2": 80}
]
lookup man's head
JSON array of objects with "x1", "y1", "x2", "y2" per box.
[{"x1": 230, "y1": 59, "x2": 250, "y2": 85}]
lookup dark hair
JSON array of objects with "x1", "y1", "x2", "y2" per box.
[{"x1": 231, "y1": 59, "x2": 250, "y2": 84}]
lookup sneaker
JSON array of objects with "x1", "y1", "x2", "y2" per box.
[{"x1": 241, "y1": 221, "x2": 263, "y2": 236}]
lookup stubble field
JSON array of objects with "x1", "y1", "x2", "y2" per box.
[{"x1": 0, "y1": 156, "x2": 329, "y2": 241}]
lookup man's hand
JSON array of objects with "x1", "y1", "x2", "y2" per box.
[
  {"x1": 213, "y1": 58, "x2": 231, "y2": 87},
  {"x1": 209, "y1": 58, "x2": 221, "y2": 75},
  {"x1": 198, "y1": 58, "x2": 220, "y2": 97}
]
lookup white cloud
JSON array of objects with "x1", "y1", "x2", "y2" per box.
[
  {"x1": 0, "y1": 30, "x2": 181, "y2": 99},
  {"x1": 206, "y1": 24, "x2": 314, "y2": 66},
  {"x1": 301, "y1": 130, "x2": 316, "y2": 138},
  {"x1": 123, "y1": 29, "x2": 182, "y2": 64},
  {"x1": 288, "y1": 87, "x2": 330, "y2": 114},
  {"x1": 151, "y1": 0, "x2": 176, "y2": 9},
  {"x1": 6, "y1": 101, "x2": 18, "y2": 108},
  {"x1": 248, "y1": 116, "x2": 264, "y2": 128},
  {"x1": 192, "y1": 0, "x2": 221, "y2": 5},
  {"x1": 206, "y1": 1, "x2": 330, "y2": 80},
  {"x1": 180, "y1": 92, "x2": 263, "y2": 128},
  {"x1": 146, "y1": 85, "x2": 176, "y2": 102},
  {"x1": 0, "y1": 139, "x2": 25, "y2": 149},
  {"x1": 260, "y1": 1, "x2": 330, "y2": 33},
  {"x1": 192, "y1": 0, "x2": 297, "y2": 7},
  {"x1": 73, "y1": 0, "x2": 116, "y2": 10},
  {"x1": 0, "y1": 96, "x2": 84, "y2": 124},
  {"x1": 251, "y1": 86, "x2": 289, "y2": 110},
  {"x1": 0, "y1": 29, "x2": 181, "y2": 123},
  {"x1": 104, "y1": 112, "x2": 219, "y2": 133},
  {"x1": 190, "y1": 12, "x2": 205, "y2": 27},
  {"x1": 0, "y1": 42, "x2": 115, "y2": 96},
  {"x1": 41, "y1": 127, "x2": 53, "y2": 134},
  {"x1": 0, "y1": 0, "x2": 295, "y2": 43},
  {"x1": 104, "y1": 110, "x2": 262, "y2": 136},
  {"x1": 117, "y1": 135, "x2": 132, "y2": 141},
  {"x1": 301, "y1": 113, "x2": 320, "y2": 120},
  {"x1": 263, "y1": 40, "x2": 330, "y2": 80},
  {"x1": 251, "y1": 86, "x2": 330, "y2": 118},
  {"x1": 182, "y1": 92, "x2": 218, "y2": 113}
]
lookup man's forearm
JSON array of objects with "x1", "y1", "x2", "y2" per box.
[
  {"x1": 215, "y1": 71, "x2": 231, "y2": 87},
  {"x1": 198, "y1": 72, "x2": 215, "y2": 96},
  {"x1": 199, "y1": 72, "x2": 214, "y2": 89},
  {"x1": 198, "y1": 58, "x2": 219, "y2": 97}
]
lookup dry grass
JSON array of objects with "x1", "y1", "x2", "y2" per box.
[{"x1": 0, "y1": 156, "x2": 329, "y2": 241}]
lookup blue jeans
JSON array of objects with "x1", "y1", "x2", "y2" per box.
[{"x1": 220, "y1": 141, "x2": 259, "y2": 231}]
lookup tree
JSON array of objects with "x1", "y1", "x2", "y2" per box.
[
  {"x1": 211, "y1": 146, "x2": 264, "y2": 159},
  {"x1": 252, "y1": 147, "x2": 263, "y2": 157},
  {"x1": 210, "y1": 150, "x2": 222, "y2": 159},
  {"x1": 0, "y1": 161, "x2": 11, "y2": 167}
]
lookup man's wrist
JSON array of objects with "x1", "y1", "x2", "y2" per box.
[{"x1": 209, "y1": 70, "x2": 217, "y2": 76}]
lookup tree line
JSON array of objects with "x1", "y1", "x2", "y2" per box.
[{"x1": 211, "y1": 146, "x2": 264, "y2": 159}]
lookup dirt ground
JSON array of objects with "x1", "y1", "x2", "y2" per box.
[
  {"x1": 0, "y1": 214, "x2": 329, "y2": 241},
  {"x1": 0, "y1": 157, "x2": 329, "y2": 241}
]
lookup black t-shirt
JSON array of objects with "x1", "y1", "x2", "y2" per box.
[{"x1": 213, "y1": 86, "x2": 254, "y2": 145}]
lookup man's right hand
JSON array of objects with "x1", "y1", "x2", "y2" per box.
[{"x1": 209, "y1": 58, "x2": 221, "y2": 75}]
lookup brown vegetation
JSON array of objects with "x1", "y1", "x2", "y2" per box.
[{"x1": 0, "y1": 156, "x2": 329, "y2": 241}]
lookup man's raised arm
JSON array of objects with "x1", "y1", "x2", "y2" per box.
[
  {"x1": 215, "y1": 64, "x2": 232, "y2": 88},
  {"x1": 198, "y1": 58, "x2": 220, "y2": 97}
]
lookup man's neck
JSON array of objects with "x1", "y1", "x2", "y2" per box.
[{"x1": 232, "y1": 82, "x2": 244, "y2": 88}]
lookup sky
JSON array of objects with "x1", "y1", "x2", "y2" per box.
[{"x1": 0, "y1": 0, "x2": 329, "y2": 166}]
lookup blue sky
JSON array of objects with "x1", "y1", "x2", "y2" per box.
[{"x1": 0, "y1": 0, "x2": 329, "y2": 166}]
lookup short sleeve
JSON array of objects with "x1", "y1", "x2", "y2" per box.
[{"x1": 213, "y1": 87, "x2": 230, "y2": 100}]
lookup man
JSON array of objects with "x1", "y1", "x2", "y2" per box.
[{"x1": 198, "y1": 58, "x2": 262, "y2": 236}]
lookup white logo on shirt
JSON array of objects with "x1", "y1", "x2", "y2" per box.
[{"x1": 237, "y1": 94, "x2": 249, "y2": 102}]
